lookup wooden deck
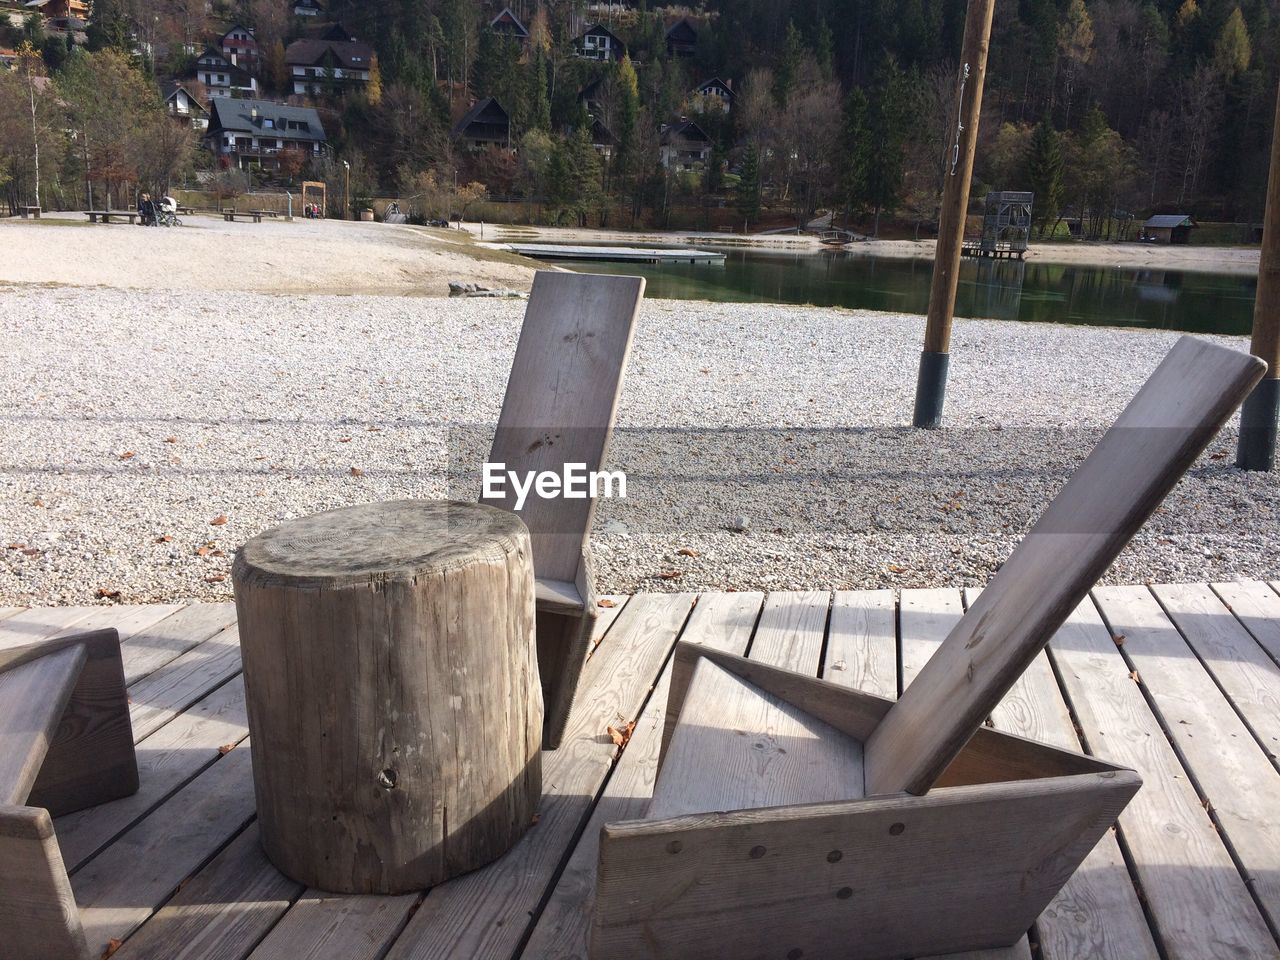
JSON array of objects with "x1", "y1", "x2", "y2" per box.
[{"x1": 4, "y1": 583, "x2": 1280, "y2": 960}]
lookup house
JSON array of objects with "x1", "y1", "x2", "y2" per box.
[
  {"x1": 665, "y1": 17, "x2": 697, "y2": 57},
  {"x1": 577, "y1": 77, "x2": 602, "y2": 114},
  {"x1": 162, "y1": 81, "x2": 209, "y2": 131},
  {"x1": 490, "y1": 7, "x2": 528, "y2": 42},
  {"x1": 588, "y1": 118, "x2": 617, "y2": 160},
  {"x1": 218, "y1": 23, "x2": 258, "y2": 71},
  {"x1": 575, "y1": 24, "x2": 625, "y2": 62},
  {"x1": 690, "y1": 77, "x2": 733, "y2": 112},
  {"x1": 301, "y1": 21, "x2": 353, "y2": 42},
  {"x1": 22, "y1": 0, "x2": 88, "y2": 20},
  {"x1": 1140, "y1": 213, "x2": 1196, "y2": 244},
  {"x1": 204, "y1": 97, "x2": 327, "y2": 170},
  {"x1": 0, "y1": 47, "x2": 17, "y2": 69},
  {"x1": 659, "y1": 118, "x2": 711, "y2": 171},
  {"x1": 195, "y1": 47, "x2": 259, "y2": 98},
  {"x1": 285, "y1": 36, "x2": 375, "y2": 95},
  {"x1": 452, "y1": 97, "x2": 510, "y2": 150},
  {"x1": 293, "y1": 0, "x2": 323, "y2": 16}
]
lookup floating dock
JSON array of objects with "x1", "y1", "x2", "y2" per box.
[
  {"x1": 961, "y1": 240, "x2": 1027, "y2": 261},
  {"x1": 505, "y1": 243, "x2": 726, "y2": 263}
]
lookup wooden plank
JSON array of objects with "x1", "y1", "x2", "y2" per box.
[
  {"x1": 382, "y1": 592, "x2": 692, "y2": 960},
  {"x1": 1213, "y1": 580, "x2": 1280, "y2": 663},
  {"x1": 0, "y1": 607, "x2": 98, "y2": 648},
  {"x1": 1054, "y1": 595, "x2": 1275, "y2": 958},
  {"x1": 0, "y1": 607, "x2": 24, "y2": 620},
  {"x1": 865, "y1": 338, "x2": 1266, "y2": 798},
  {"x1": 55, "y1": 675, "x2": 249, "y2": 871},
  {"x1": 128, "y1": 623, "x2": 242, "y2": 741},
  {"x1": 585, "y1": 594, "x2": 627, "y2": 657},
  {"x1": 646, "y1": 659, "x2": 864, "y2": 820},
  {"x1": 0, "y1": 804, "x2": 89, "y2": 960},
  {"x1": 0, "y1": 645, "x2": 85, "y2": 804},
  {"x1": 963, "y1": 590, "x2": 1159, "y2": 960},
  {"x1": 899, "y1": 588, "x2": 964, "y2": 687},
  {"x1": 823, "y1": 590, "x2": 896, "y2": 697},
  {"x1": 747, "y1": 590, "x2": 830, "y2": 672},
  {"x1": 119, "y1": 603, "x2": 237, "y2": 686},
  {"x1": 1096, "y1": 584, "x2": 1280, "y2": 934},
  {"x1": 247, "y1": 890, "x2": 419, "y2": 960},
  {"x1": 1152, "y1": 582, "x2": 1280, "y2": 760},
  {"x1": 55, "y1": 604, "x2": 184, "y2": 645},
  {"x1": 73, "y1": 741, "x2": 257, "y2": 958},
  {"x1": 110, "y1": 825, "x2": 302, "y2": 960},
  {"x1": 521, "y1": 592, "x2": 763, "y2": 960}
]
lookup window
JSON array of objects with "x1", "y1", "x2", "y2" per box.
[{"x1": 263, "y1": 119, "x2": 275, "y2": 129}]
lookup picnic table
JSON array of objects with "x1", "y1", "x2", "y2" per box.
[
  {"x1": 84, "y1": 210, "x2": 138, "y2": 224},
  {"x1": 19, "y1": 205, "x2": 40, "y2": 219}
]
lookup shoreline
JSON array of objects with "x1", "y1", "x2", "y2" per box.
[{"x1": 463, "y1": 221, "x2": 1262, "y2": 276}]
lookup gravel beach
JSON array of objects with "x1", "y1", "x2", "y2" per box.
[{"x1": 2, "y1": 270, "x2": 1276, "y2": 605}]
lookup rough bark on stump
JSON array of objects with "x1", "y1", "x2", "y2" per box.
[{"x1": 232, "y1": 499, "x2": 542, "y2": 894}]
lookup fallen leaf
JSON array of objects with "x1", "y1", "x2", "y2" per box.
[
  {"x1": 209, "y1": 514, "x2": 228, "y2": 526},
  {"x1": 253, "y1": 455, "x2": 267, "y2": 461},
  {"x1": 101, "y1": 938, "x2": 123, "y2": 959},
  {"x1": 530, "y1": 812, "x2": 541, "y2": 825},
  {"x1": 1113, "y1": 634, "x2": 1126, "y2": 647},
  {"x1": 1129, "y1": 670, "x2": 1141, "y2": 684},
  {"x1": 1210, "y1": 452, "x2": 1227, "y2": 460},
  {"x1": 211, "y1": 549, "x2": 225, "y2": 558},
  {"x1": 196, "y1": 545, "x2": 212, "y2": 557},
  {"x1": 96, "y1": 587, "x2": 121, "y2": 600},
  {"x1": 887, "y1": 564, "x2": 907, "y2": 574},
  {"x1": 367, "y1": 425, "x2": 382, "y2": 432},
  {"x1": 206, "y1": 574, "x2": 226, "y2": 583},
  {"x1": 608, "y1": 720, "x2": 636, "y2": 748},
  {"x1": 31, "y1": 497, "x2": 44, "y2": 507},
  {"x1": 118, "y1": 450, "x2": 136, "y2": 460},
  {"x1": 658, "y1": 570, "x2": 683, "y2": 580},
  {"x1": 156, "y1": 535, "x2": 173, "y2": 543},
  {"x1": 350, "y1": 467, "x2": 364, "y2": 477},
  {"x1": 338, "y1": 436, "x2": 352, "y2": 443},
  {"x1": 598, "y1": 598, "x2": 617, "y2": 608},
  {"x1": 676, "y1": 547, "x2": 700, "y2": 558},
  {"x1": 218, "y1": 743, "x2": 236, "y2": 754},
  {"x1": 20, "y1": 548, "x2": 40, "y2": 557},
  {"x1": 6, "y1": 542, "x2": 24, "y2": 550},
  {"x1": 164, "y1": 436, "x2": 178, "y2": 444}
]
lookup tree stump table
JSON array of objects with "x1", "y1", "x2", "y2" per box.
[{"x1": 232, "y1": 499, "x2": 543, "y2": 894}]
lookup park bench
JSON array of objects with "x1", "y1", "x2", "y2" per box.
[
  {"x1": 0, "y1": 629, "x2": 139, "y2": 960},
  {"x1": 223, "y1": 209, "x2": 262, "y2": 223},
  {"x1": 483, "y1": 270, "x2": 645, "y2": 749},
  {"x1": 590, "y1": 335, "x2": 1267, "y2": 960},
  {"x1": 19, "y1": 206, "x2": 40, "y2": 219},
  {"x1": 250, "y1": 209, "x2": 280, "y2": 219},
  {"x1": 84, "y1": 210, "x2": 137, "y2": 224}
]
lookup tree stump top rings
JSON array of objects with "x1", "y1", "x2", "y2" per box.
[{"x1": 234, "y1": 499, "x2": 530, "y2": 588}]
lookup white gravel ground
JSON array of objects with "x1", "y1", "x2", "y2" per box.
[{"x1": 1, "y1": 285, "x2": 1276, "y2": 605}]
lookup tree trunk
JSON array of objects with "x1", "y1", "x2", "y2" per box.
[{"x1": 233, "y1": 499, "x2": 542, "y2": 894}]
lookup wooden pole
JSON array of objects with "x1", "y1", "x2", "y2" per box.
[
  {"x1": 913, "y1": 0, "x2": 996, "y2": 429},
  {"x1": 1236, "y1": 82, "x2": 1280, "y2": 470}
]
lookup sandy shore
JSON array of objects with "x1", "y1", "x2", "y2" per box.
[
  {"x1": 0, "y1": 215, "x2": 540, "y2": 295},
  {"x1": 471, "y1": 222, "x2": 1261, "y2": 275}
]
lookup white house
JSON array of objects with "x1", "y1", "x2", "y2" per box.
[
  {"x1": 575, "y1": 24, "x2": 625, "y2": 62},
  {"x1": 162, "y1": 81, "x2": 209, "y2": 131},
  {"x1": 659, "y1": 119, "x2": 712, "y2": 171},
  {"x1": 195, "y1": 47, "x2": 258, "y2": 98},
  {"x1": 285, "y1": 37, "x2": 374, "y2": 95},
  {"x1": 204, "y1": 97, "x2": 328, "y2": 170}
]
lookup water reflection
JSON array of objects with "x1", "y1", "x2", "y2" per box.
[{"x1": 563, "y1": 247, "x2": 1255, "y2": 335}]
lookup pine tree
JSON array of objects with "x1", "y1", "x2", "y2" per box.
[
  {"x1": 736, "y1": 144, "x2": 761, "y2": 229},
  {"x1": 774, "y1": 21, "x2": 803, "y2": 105},
  {"x1": 839, "y1": 86, "x2": 870, "y2": 221},
  {"x1": 863, "y1": 57, "x2": 915, "y2": 235},
  {"x1": 1213, "y1": 7, "x2": 1251, "y2": 79},
  {"x1": 367, "y1": 54, "x2": 383, "y2": 105},
  {"x1": 1026, "y1": 117, "x2": 1064, "y2": 237}
]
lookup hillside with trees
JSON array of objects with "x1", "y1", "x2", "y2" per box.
[{"x1": 0, "y1": 0, "x2": 1275, "y2": 238}]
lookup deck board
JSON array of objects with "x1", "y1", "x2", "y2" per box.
[{"x1": 6, "y1": 582, "x2": 1274, "y2": 960}]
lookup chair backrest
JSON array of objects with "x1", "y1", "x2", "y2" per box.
[
  {"x1": 485, "y1": 270, "x2": 645, "y2": 582},
  {"x1": 863, "y1": 336, "x2": 1266, "y2": 797}
]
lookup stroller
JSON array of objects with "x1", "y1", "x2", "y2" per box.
[{"x1": 157, "y1": 196, "x2": 181, "y2": 227}]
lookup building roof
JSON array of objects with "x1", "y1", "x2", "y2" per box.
[
  {"x1": 1144, "y1": 214, "x2": 1195, "y2": 229},
  {"x1": 452, "y1": 97, "x2": 509, "y2": 138},
  {"x1": 578, "y1": 23, "x2": 624, "y2": 46},
  {"x1": 301, "y1": 21, "x2": 353, "y2": 42},
  {"x1": 660, "y1": 119, "x2": 710, "y2": 145},
  {"x1": 694, "y1": 77, "x2": 734, "y2": 100},
  {"x1": 665, "y1": 18, "x2": 697, "y2": 43},
  {"x1": 293, "y1": 0, "x2": 323, "y2": 9},
  {"x1": 285, "y1": 37, "x2": 374, "y2": 70},
  {"x1": 220, "y1": 23, "x2": 255, "y2": 41},
  {"x1": 161, "y1": 80, "x2": 209, "y2": 114},
  {"x1": 490, "y1": 7, "x2": 528, "y2": 38},
  {"x1": 207, "y1": 98, "x2": 327, "y2": 142}
]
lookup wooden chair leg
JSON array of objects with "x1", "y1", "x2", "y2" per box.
[
  {"x1": 537, "y1": 609, "x2": 596, "y2": 750},
  {"x1": 0, "y1": 805, "x2": 90, "y2": 960}
]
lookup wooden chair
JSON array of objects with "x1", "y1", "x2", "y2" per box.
[
  {"x1": 484, "y1": 270, "x2": 645, "y2": 749},
  {"x1": 591, "y1": 336, "x2": 1266, "y2": 959},
  {"x1": 0, "y1": 629, "x2": 139, "y2": 960}
]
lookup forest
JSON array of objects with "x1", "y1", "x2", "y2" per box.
[{"x1": 0, "y1": 0, "x2": 1274, "y2": 237}]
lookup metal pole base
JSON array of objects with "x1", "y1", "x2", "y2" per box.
[
  {"x1": 1236, "y1": 377, "x2": 1279, "y2": 471},
  {"x1": 913, "y1": 351, "x2": 951, "y2": 429}
]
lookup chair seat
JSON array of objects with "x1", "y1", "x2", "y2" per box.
[
  {"x1": 535, "y1": 577, "x2": 585, "y2": 615},
  {"x1": 0, "y1": 644, "x2": 86, "y2": 805}
]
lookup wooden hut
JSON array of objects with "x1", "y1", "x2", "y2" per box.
[{"x1": 1141, "y1": 214, "x2": 1196, "y2": 244}]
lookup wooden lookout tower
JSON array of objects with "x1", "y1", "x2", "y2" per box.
[{"x1": 964, "y1": 190, "x2": 1033, "y2": 260}]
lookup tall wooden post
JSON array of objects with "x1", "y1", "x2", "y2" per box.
[
  {"x1": 913, "y1": 0, "x2": 997, "y2": 429},
  {"x1": 1236, "y1": 83, "x2": 1280, "y2": 470}
]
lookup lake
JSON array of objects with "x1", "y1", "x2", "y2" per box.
[{"x1": 558, "y1": 247, "x2": 1256, "y2": 336}]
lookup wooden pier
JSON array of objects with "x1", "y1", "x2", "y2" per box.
[
  {"x1": 961, "y1": 240, "x2": 1026, "y2": 260},
  {"x1": 504, "y1": 243, "x2": 726, "y2": 263},
  {"x1": 10, "y1": 580, "x2": 1280, "y2": 960}
]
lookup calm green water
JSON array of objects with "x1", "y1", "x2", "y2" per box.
[{"x1": 559, "y1": 247, "x2": 1256, "y2": 335}]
